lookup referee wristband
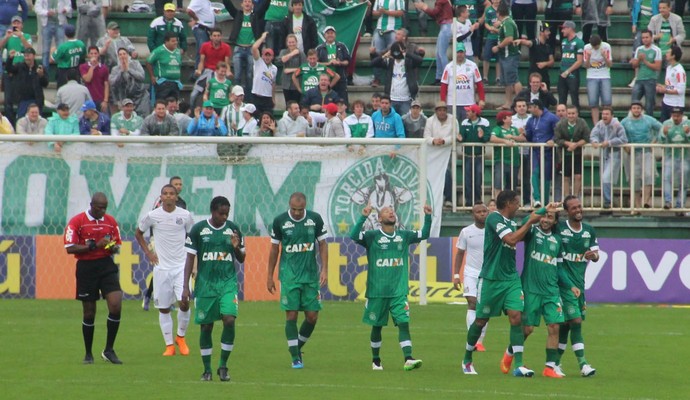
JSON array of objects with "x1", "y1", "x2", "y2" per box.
[{"x1": 453, "y1": 274, "x2": 460, "y2": 279}]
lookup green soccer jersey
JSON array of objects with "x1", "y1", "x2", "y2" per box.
[
  {"x1": 481, "y1": 211, "x2": 519, "y2": 281},
  {"x1": 491, "y1": 126, "x2": 520, "y2": 164},
  {"x1": 110, "y1": 112, "x2": 143, "y2": 135},
  {"x1": 453, "y1": 0, "x2": 478, "y2": 19},
  {"x1": 521, "y1": 223, "x2": 564, "y2": 296},
  {"x1": 265, "y1": 0, "x2": 289, "y2": 21},
  {"x1": 637, "y1": 0, "x2": 653, "y2": 29},
  {"x1": 4, "y1": 33, "x2": 32, "y2": 64},
  {"x1": 660, "y1": 119, "x2": 690, "y2": 158},
  {"x1": 557, "y1": 220, "x2": 598, "y2": 289},
  {"x1": 351, "y1": 214, "x2": 431, "y2": 298},
  {"x1": 52, "y1": 39, "x2": 86, "y2": 69},
  {"x1": 148, "y1": 45, "x2": 182, "y2": 81},
  {"x1": 185, "y1": 219, "x2": 245, "y2": 297},
  {"x1": 297, "y1": 63, "x2": 330, "y2": 93},
  {"x1": 498, "y1": 17, "x2": 520, "y2": 58},
  {"x1": 636, "y1": 45, "x2": 662, "y2": 81},
  {"x1": 237, "y1": 14, "x2": 255, "y2": 46},
  {"x1": 560, "y1": 36, "x2": 584, "y2": 75},
  {"x1": 484, "y1": 6, "x2": 499, "y2": 40},
  {"x1": 208, "y1": 76, "x2": 233, "y2": 108},
  {"x1": 270, "y1": 210, "x2": 329, "y2": 284},
  {"x1": 659, "y1": 19, "x2": 672, "y2": 54}
]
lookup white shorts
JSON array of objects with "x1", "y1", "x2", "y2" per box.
[
  {"x1": 463, "y1": 275, "x2": 479, "y2": 298},
  {"x1": 153, "y1": 267, "x2": 184, "y2": 309}
]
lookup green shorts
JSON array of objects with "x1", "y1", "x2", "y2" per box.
[
  {"x1": 280, "y1": 281, "x2": 322, "y2": 312},
  {"x1": 522, "y1": 292, "x2": 565, "y2": 326},
  {"x1": 194, "y1": 292, "x2": 238, "y2": 324},
  {"x1": 362, "y1": 296, "x2": 410, "y2": 326},
  {"x1": 560, "y1": 288, "x2": 586, "y2": 321},
  {"x1": 475, "y1": 278, "x2": 524, "y2": 318}
]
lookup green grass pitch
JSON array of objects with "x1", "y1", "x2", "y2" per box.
[{"x1": 1, "y1": 300, "x2": 687, "y2": 400}]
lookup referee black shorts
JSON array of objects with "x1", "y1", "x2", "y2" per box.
[{"x1": 75, "y1": 257, "x2": 121, "y2": 301}]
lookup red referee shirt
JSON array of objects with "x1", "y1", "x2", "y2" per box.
[{"x1": 64, "y1": 211, "x2": 122, "y2": 261}]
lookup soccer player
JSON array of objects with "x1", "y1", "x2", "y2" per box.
[
  {"x1": 462, "y1": 190, "x2": 556, "y2": 376},
  {"x1": 555, "y1": 195, "x2": 598, "y2": 377},
  {"x1": 453, "y1": 203, "x2": 489, "y2": 352},
  {"x1": 135, "y1": 184, "x2": 194, "y2": 356},
  {"x1": 267, "y1": 192, "x2": 329, "y2": 369},
  {"x1": 64, "y1": 192, "x2": 123, "y2": 364},
  {"x1": 181, "y1": 196, "x2": 246, "y2": 382},
  {"x1": 350, "y1": 204, "x2": 432, "y2": 371}
]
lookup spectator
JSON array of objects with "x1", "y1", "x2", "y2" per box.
[
  {"x1": 110, "y1": 48, "x2": 150, "y2": 116},
  {"x1": 630, "y1": 30, "x2": 662, "y2": 117},
  {"x1": 147, "y1": 3, "x2": 188, "y2": 53},
  {"x1": 51, "y1": 24, "x2": 86, "y2": 88},
  {"x1": 344, "y1": 100, "x2": 374, "y2": 139},
  {"x1": 154, "y1": 0, "x2": 183, "y2": 15},
  {"x1": 590, "y1": 106, "x2": 627, "y2": 212},
  {"x1": 511, "y1": 0, "x2": 537, "y2": 41},
  {"x1": 511, "y1": 98, "x2": 532, "y2": 206},
  {"x1": 301, "y1": 73, "x2": 341, "y2": 112},
  {"x1": 187, "y1": 0, "x2": 216, "y2": 69},
  {"x1": 188, "y1": 101, "x2": 228, "y2": 136},
  {"x1": 415, "y1": 0, "x2": 453, "y2": 86},
  {"x1": 227, "y1": 0, "x2": 261, "y2": 94},
  {"x1": 237, "y1": 103, "x2": 257, "y2": 136},
  {"x1": 111, "y1": 98, "x2": 144, "y2": 136},
  {"x1": 394, "y1": 28, "x2": 425, "y2": 59},
  {"x1": 253, "y1": 111, "x2": 277, "y2": 136},
  {"x1": 440, "y1": 43, "x2": 485, "y2": 124},
  {"x1": 45, "y1": 103, "x2": 79, "y2": 152},
  {"x1": 481, "y1": 0, "x2": 502, "y2": 84},
  {"x1": 79, "y1": 100, "x2": 110, "y2": 135},
  {"x1": 558, "y1": 21, "x2": 584, "y2": 109},
  {"x1": 221, "y1": 86, "x2": 246, "y2": 136},
  {"x1": 544, "y1": 0, "x2": 580, "y2": 52},
  {"x1": 97, "y1": 22, "x2": 137, "y2": 70},
  {"x1": 656, "y1": 45, "x2": 686, "y2": 121},
  {"x1": 336, "y1": 98, "x2": 349, "y2": 123},
  {"x1": 370, "y1": 42, "x2": 423, "y2": 116},
  {"x1": 424, "y1": 100, "x2": 456, "y2": 146},
  {"x1": 203, "y1": 61, "x2": 233, "y2": 114},
  {"x1": 147, "y1": 32, "x2": 183, "y2": 102},
  {"x1": 517, "y1": 21, "x2": 555, "y2": 89},
  {"x1": 6, "y1": 48, "x2": 48, "y2": 122},
  {"x1": 321, "y1": 103, "x2": 347, "y2": 138},
  {"x1": 369, "y1": 93, "x2": 382, "y2": 115},
  {"x1": 372, "y1": 95, "x2": 405, "y2": 138},
  {"x1": 80, "y1": 46, "x2": 110, "y2": 113},
  {"x1": 402, "y1": 100, "x2": 427, "y2": 139},
  {"x1": 580, "y1": 0, "x2": 613, "y2": 43},
  {"x1": 56, "y1": 69, "x2": 92, "y2": 118},
  {"x1": 256, "y1": 0, "x2": 290, "y2": 55},
  {"x1": 277, "y1": 101, "x2": 309, "y2": 137},
  {"x1": 371, "y1": 0, "x2": 404, "y2": 87},
  {"x1": 280, "y1": 0, "x2": 317, "y2": 54},
  {"x1": 631, "y1": 0, "x2": 658, "y2": 57},
  {"x1": 583, "y1": 34, "x2": 612, "y2": 124},
  {"x1": 172, "y1": 99, "x2": 193, "y2": 134},
  {"x1": 554, "y1": 105, "x2": 589, "y2": 198},
  {"x1": 555, "y1": 103, "x2": 567, "y2": 119},
  {"x1": 0, "y1": 0, "x2": 29, "y2": 78},
  {"x1": 0, "y1": 15, "x2": 33, "y2": 121},
  {"x1": 659, "y1": 107, "x2": 690, "y2": 215},
  {"x1": 141, "y1": 100, "x2": 181, "y2": 136},
  {"x1": 194, "y1": 28, "x2": 232, "y2": 98},
  {"x1": 34, "y1": 0, "x2": 71, "y2": 74},
  {"x1": 293, "y1": 49, "x2": 339, "y2": 98},
  {"x1": 251, "y1": 32, "x2": 278, "y2": 115},
  {"x1": 0, "y1": 111, "x2": 15, "y2": 134},
  {"x1": 277, "y1": 34, "x2": 307, "y2": 104},
  {"x1": 490, "y1": 110, "x2": 522, "y2": 198},
  {"x1": 648, "y1": 0, "x2": 685, "y2": 68},
  {"x1": 516, "y1": 73, "x2": 557, "y2": 110},
  {"x1": 15, "y1": 104, "x2": 48, "y2": 135},
  {"x1": 458, "y1": 104, "x2": 490, "y2": 206},
  {"x1": 525, "y1": 99, "x2": 559, "y2": 207},
  {"x1": 301, "y1": 104, "x2": 326, "y2": 137},
  {"x1": 621, "y1": 101, "x2": 662, "y2": 213},
  {"x1": 453, "y1": 6, "x2": 478, "y2": 63},
  {"x1": 316, "y1": 26, "x2": 351, "y2": 104},
  {"x1": 674, "y1": 0, "x2": 688, "y2": 15},
  {"x1": 76, "y1": 0, "x2": 108, "y2": 48}
]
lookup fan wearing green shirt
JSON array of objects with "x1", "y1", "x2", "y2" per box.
[{"x1": 51, "y1": 24, "x2": 86, "y2": 88}]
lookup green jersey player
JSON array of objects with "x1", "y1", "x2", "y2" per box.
[
  {"x1": 350, "y1": 204, "x2": 432, "y2": 372},
  {"x1": 555, "y1": 195, "x2": 599, "y2": 377},
  {"x1": 181, "y1": 196, "x2": 246, "y2": 382},
  {"x1": 267, "y1": 192, "x2": 329, "y2": 369}
]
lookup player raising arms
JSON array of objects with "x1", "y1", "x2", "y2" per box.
[
  {"x1": 135, "y1": 184, "x2": 194, "y2": 356},
  {"x1": 554, "y1": 195, "x2": 598, "y2": 377},
  {"x1": 267, "y1": 192, "x2": 329, "y2": 369},
  {"x1": 350, "y1": 204, "x2": 432, "y2": 371},
  {"x1": 181, "y1": 196, "x2": 246, "y2": 382}
]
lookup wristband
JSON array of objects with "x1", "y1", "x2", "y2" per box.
[{"x1": 453, "y1": 274, "x2": 460, "y2": 279}]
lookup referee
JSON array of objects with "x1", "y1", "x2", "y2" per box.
[{"x1": 64, "y1": 192, "x2": 124, "y2": 364}]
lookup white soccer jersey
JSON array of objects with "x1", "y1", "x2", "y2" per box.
[
  {"x1": 453, "y1": 18, "x2": 474, "y2": 56},
  {"x1": 252, "y1": 58, "x2": 277, "y2": 97},
  {"x1": 456, "y1": 223, "x2": 485, "y2": 278},
  {"x1": 138, "y1": 207, "x2": 194, "y2": 271},
  {"x1": 374, "y1": 0, "x2": 404, "y2": 32},
  {"x1": 664, "y1": 63, "x2": 687, "y2": 107},
  {"x1": 583, "y1": 42, "x2": 612, "y2": 79},
  {"x1": 441, "y1": 59, "x2": 482, "y2": 106}
]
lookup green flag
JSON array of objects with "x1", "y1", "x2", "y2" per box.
[{"x1": 305, "y1": 0, "x2": 368, "y2": 55}]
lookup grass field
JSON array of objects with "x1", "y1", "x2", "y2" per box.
[{"x1": 1, "y1": 300, "x2": 687, "y2": 400}]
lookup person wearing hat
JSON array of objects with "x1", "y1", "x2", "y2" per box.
[
  {"x1": 79, "y1": 99, "x2": 111, "y2": 135},
  {"x1": 424, "y1": 101, "x2": 456, "y2": 148},
  {"x1": 525, "y1": 99, "x2": 560, "y2": 207},
  {"x1": 56, "y1": 69, "x2": 92, "y2": 118},
  {"x1": 370, "y1": 41, "x2": 423, "y2": 116},
  {"x1": 51, "y1": 24, "x2": 86, "y2": 88},
  {"x1": 34, "y1": 0, "x2": 72, "y2": 73},
  {"x1": 251, "y1": 32, "x2": 278, "y2": 115},
  {"x1": 458, "y1": 104, "x2": 490, "y2": 206},
  {"x1": 109, "y1": 47, "x2": 150, "y2": 116},
  {"x1": 147, "y1": 32, "x2": 183, "y2": 102},
  {"x1": 321, "y1": 103, "x2": 347, "y2": 138},
  {"x1": 492, "y1": 1, "x2": 523, "y2": 111},
  {"x1": 148, "y1": 3, "x2": 188, "y2": 53},
  {"x1": 516, "y1": 22, "x2": 555, "y2": 89},
  {"x1": 237, "y1": 103, "x2": 257, "y2": 136},
  {"x1": 402, "y1": 100, "x2": 427, "y2": 139},
  {"x1": 111, "y1": 98, "x2": 144, "y2": 137},
  {"x1": 590, "y1": 106, "x2": 627, "y2": 212},
  {"x1": 188, "y1": 100, "x2": 229, "y2": 136},
  {"x1": 659, "y1": 106, "x2": 690, "y2": 215},
  {"x1": 96, "y1": 21, "x2": 137, "y2": 70},
  {"x1": 154, "y1": 0, "x2": 183, "y2": 15},
  {"x1": 221, "y1": 85, "x2": 247, "y2": 136},
  {"x1": 316, "y1": 26, "x2": 351, "y2": 104},
  {"x1": 45, "y1": 103, "x2": 80, "y2": 153},
  {"x1": 141, "y1": 100, "x2": 180, "y2": 136},
  {"x1": 557, "y1": 20, "x2": 584, "y2": 109},
  {"x1": 0, "y1": 16, "x2": 33, "y2": 68},
  {"x1": 554, "y1": 105, "x2": 590, "y2": 200},
  {"x1": 75, "y1": 0, "x2": 109, "y2": 48},
  {"x1": 5, "y1": 47, "x2": 48, "y2": 123},
  {"x1": 656, "y1": 45, "x2": 686, "y2": 122},
  {"x1": 440, "y1": 42, "x2": 485, "y2": 124}
]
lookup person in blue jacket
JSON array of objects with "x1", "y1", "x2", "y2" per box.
[{"x1": 188, "y1": 100, "x2": 229, "y2": 136}]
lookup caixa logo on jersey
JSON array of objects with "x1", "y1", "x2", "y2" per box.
[{"x1": 327, "y1": 154, "x2": 433, "y2": 236}]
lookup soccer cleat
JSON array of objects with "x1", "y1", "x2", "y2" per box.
[
  {"x1": 403, "y1": 359, "x2": 423, "y2": 371},
  {"x1": 292, "y1": 360, "x2": 304, "y2": 369},
  {"x1": 142, "y1": 296, "x2": 150, "y2": 311},
  {"x1": 500, "y1": 352, "x2": 514, "y2": 374},
  {"x1": 83, "y1": 353, "x2": 94, "y2": 364},
  {"x1": 163, "y1": 345, "x2": 176, "y2": 356},
  {"x1": 580, "y1": 364, "x2": 596, "y2": 377},
  {"x1": 372, "y1": 362, "x2": 384, "y2": 371},
  {"x1": 201, "y1": 371, "x2": 212, "y2": 381},
  {"x1": 554, "y1": 364, "x2": 566, "y2": 377},
  {"x1": 217, "y1": 367, "x2": 231, "y2": 381},
  {"x1": 475, "y1": 343, "x2": 486, "y2": 352},
  {"x1": 176, "y1": 336, "x2": 190, "y2": 356},
  {"x1": 513, "y1": 366, "x2": 535, "y2": 377},
  {"x1": 101, "y1": 350, "x2": 123, "y2": 364},
  {"x1": 463, "y1": 362, "x2": 477, "y2": 375},
  {"x1": 542, "y1": 367, "x2": 563, "y2": 378}
]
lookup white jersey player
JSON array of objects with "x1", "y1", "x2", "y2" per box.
[
  {"x1": 453, "y1": 202, "x2": 489, "y2": 351},
  {"x1": 135, "y1": 184, "x2": 195, "y2": 356}
]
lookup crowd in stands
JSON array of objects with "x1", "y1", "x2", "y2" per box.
[{"x1": 0, "y1": 0, "x2": 688, "y2": 212}]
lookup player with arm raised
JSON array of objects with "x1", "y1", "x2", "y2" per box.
[
  {"x1": 135, "y1": 184, "x2": 194, "y2": 356},
  {"x1": 453, "y1": 202, "x2": 490, "y2": 351},
  {"x1": 350, "y1": 204, "x2": 432, "y2": 371},
  {"x1": 267, "y1": 192, "x2": 329, "y2": 369},
  {"x1": 181, "y1": 196, "x2": 246, "y2": 382}
]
